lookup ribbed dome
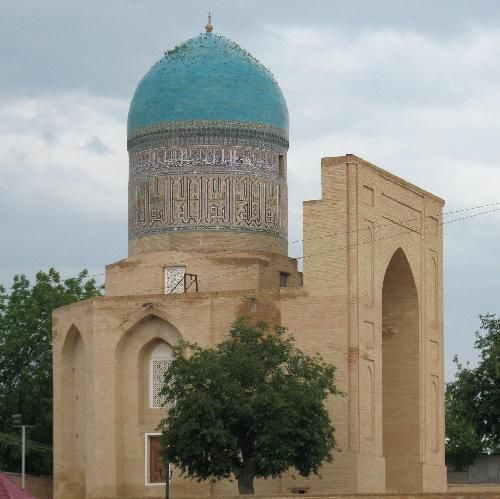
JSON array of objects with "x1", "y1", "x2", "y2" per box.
[{"x1": 128, "y1": 32, "x2": 289, "y2": 134}]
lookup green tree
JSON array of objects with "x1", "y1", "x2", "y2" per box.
[
  {"x1": 159, "y1": 318, "x2": 339, "y2": 495},
  {"x1": 445, "y1": 381, "x2": 482, "y2": 471},
  {"x1": 0, "y1": 268, "x2": 102, "y2": 475},
  {"x1": 469, "y1": 314, "x2": 500, "y2": 449},
  {"x1": 445, "y1": 314, "x2": 500, "y2": 470}
]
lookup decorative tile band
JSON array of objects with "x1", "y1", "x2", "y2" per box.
[
  {"x1": 127, "y1": 120, "x2": 289, "y2": 155},
  {"x1": 129, "y1": 145, "x2": 280, "y2": 180},
  {"x1": 129, "y1": 173, "x2": 287, "y2": 240}
]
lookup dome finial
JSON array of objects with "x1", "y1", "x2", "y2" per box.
[{"x1": 205, "y1": 12, "x2": 214, "y2": 33}]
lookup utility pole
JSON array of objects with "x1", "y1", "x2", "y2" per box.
[
  {"x1": 164, "y1": 462, "x2": 171, "y2": 499},
  {"x1": 12, "y1": 414, "x2": 35, "y2": 490}
]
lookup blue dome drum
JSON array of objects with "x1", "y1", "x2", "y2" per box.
[
  {"x1": 128, "y1": 32, "x2": 289, "y2": 135},
  {"x1": 127, "y1": 26, "x2": 289, "y2": 253}
]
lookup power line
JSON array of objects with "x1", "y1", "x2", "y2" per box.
[
  {"x1": 0, "y1": 204, "x2": 496, "y2": 464},
  {"x1": 3, "y1": 201, "x2": 500, "y2": 291},
  {"x1": 185, "y1": 205, "x2": 500, "y2": 285},
  {"x1": 0, "y1": 433, "x2": 52, "y2": 451},
  {"x1": 125, "y1": 204, "x2": 500, "y2": 295},
  {"x1": 84, "y1": 200, "x2": 500, "y2": 281},
  {"x1": 0, "y1": 432, "x2": 52, "y2": 454}
]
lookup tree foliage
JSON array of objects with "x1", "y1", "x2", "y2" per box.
[
  {"x1": 445, "y1": 314, "x2": 500, "y2": 470},
  {"x1": 0, "y1": 268, "x2": 102, "y2": 475},
  {"x1": 445, "y1": 382, "x2": 482, "y2": 471},
  {"x1": 159, "y1": 318, "x2": 339, "y2": 495}
]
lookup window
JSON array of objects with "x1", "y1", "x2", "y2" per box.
[
  {"x1": 150, "y1": 342, "x2": 173, "y2": 408},
  {"x1": 279, "y1": 155, "x2": 286, "y2": 179},
  {"x1": 164, "y1": 266, "x2": 186, "y2": 293},
  {"x1": 279, "y1": 272, "x2": 289, "y2": 288},
  {"x1": 145, "y1": 434, "x2": 168, "y2": 485},
  {"x1": 290, "y1": 488, "x2": 308, "y2": 495}
]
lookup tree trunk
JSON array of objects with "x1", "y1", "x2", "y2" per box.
[{"x1": 237, "y1": 459, "x2": 255, "y2": 495}]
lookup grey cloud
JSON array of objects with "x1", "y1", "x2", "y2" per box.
[
  {"x1": 83, "y1": 137, "x2": 111, "y2": 155},
  {"x1": 1, "y1": 2, "x2": 500, "y2": 380},
  {"x1": 41, "y1": 129, "x2": 59, "y2": 145},
  {"x1": 2, "y1": 0, "x2": 500, "y2": 97}
]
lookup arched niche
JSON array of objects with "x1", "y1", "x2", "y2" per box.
[
  {"x1": 144, "y1": 341, "x2": 174, "y2": 410},
  {"x1": 381, "y1": 248, "x2": 420, "y2": 492},
  {"x1": 427, "y1": 255, "x2": 438, "y2": 326},
  {"x1": 60, "y1": 325, "x2": 87, "y2": 499},
  {"x1": 360, "y1": 361, "x2": 376, "y2": 443},
  {"x1": 114, "y1": 315, "x2": 181, "y2": 496},
  {"x1": 430, "y1": 378, "x2": 440, "y2": 452}
]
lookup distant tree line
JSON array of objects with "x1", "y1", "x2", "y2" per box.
[
  {"x1": 0, "y1": 268, "x2": 102, "y2": 475},
  {"x1": 445, "y1": 314, "x2": 500, "y2": 471},
  {"x1": 1, "y1": 266, "x2": 497, "y2": 479}
]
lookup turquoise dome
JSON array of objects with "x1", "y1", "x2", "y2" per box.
[{"x1": 128, "y1": 32, "x2": 289, "y2": 134}]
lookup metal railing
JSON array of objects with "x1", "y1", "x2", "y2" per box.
[{"x1": 168, "y1": 273, "x2": 198, "y2": 294}]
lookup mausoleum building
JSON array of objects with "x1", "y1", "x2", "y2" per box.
[{"x1": 52, "y1": 19, "x2": 447, "y2": 498}]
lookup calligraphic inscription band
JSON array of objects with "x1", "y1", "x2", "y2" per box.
[
  {"x1": 129, "y1": 174, "x2": 287, "y2": 239},
  {"x1": 130, "y1": 145, "x2": 280, "y2": 180}
]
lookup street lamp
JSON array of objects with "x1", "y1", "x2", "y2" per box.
[
  {"x1": 12, "y1": 414, "x2": 35, "y2": 490},
  {"x1": 164, "y1": 462, "x2": 172, "y2": 499}
]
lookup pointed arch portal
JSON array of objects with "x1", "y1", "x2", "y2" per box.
[
  {"x1": 60, "y1": 326, "x2": 87, "y2": 499},
  {"x1": 382, "y1": 248, "x2": 421, "y2": 492},
  {"x1": 115, "y1": 314, "x2": 181, "y2": 496}
]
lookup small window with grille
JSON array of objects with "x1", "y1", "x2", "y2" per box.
[
  {"x1": 150, "y1": 342, "x2": 173, "y2": 408},
  {"x1": 165, "y1": 266, "x2": 186, "y2": 294},
  {"x1": 279, "y1": 272, "x2": 289, "y2": 288}
]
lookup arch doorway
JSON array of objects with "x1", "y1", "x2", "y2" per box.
[
  {"x1": 60, "y1": 326, "x2": 86, "y2": 499},
  {"x1": 382, "y1": 248, "x2": 421, "y2": 492},
  {"x1": 115, "y1": 315, "x2": 181, "y2": 496}
]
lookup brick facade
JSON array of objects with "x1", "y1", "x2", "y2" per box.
[{"x1": 53, "y1": 155, "x2": 446, "y2": 498}]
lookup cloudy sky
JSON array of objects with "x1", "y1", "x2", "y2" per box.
[{"x1": 1, "y1": 0, "x2": 499, "y2": 379}]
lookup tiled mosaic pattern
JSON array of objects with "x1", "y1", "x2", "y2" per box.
[
  {"x1": 128, "y1": 33, "x2": 289, "y2": 133},
  {"x1": 127, "y1": 119, "x2": 288, "y2": 240},
  {"x1": 151, "y1": 359, "x2": 170, "y2": 408},
  {"x1": 130, "y1": 145, "x2": 279, "y2": 180},
  {"x1": 127, "y1": 120, "x2": 289, "y2": 155},
  {"x1": 129, "y1": 173, "x2": 287, "y2": 239}
]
